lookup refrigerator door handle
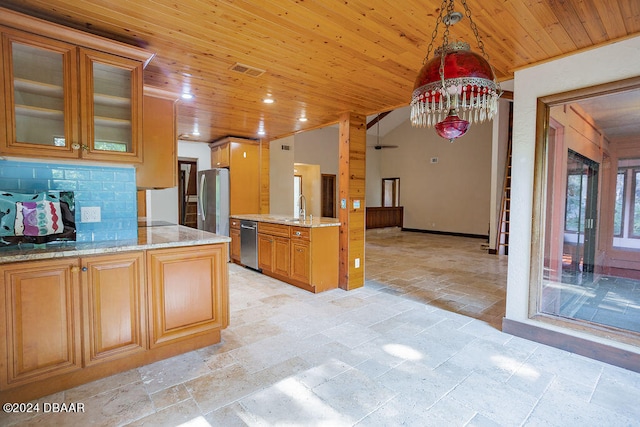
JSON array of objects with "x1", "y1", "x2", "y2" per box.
[{"x1": 199, "y1": 173, "x2": 207, "y2": 221}]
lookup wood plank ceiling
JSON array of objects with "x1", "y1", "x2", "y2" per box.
[{"x1": 2, "y1": 0, "x2": 639, "y2": 143}]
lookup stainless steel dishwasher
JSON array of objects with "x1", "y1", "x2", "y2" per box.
[{"x1": 240, "y1": 220, "x2": 259, "y2": 270}]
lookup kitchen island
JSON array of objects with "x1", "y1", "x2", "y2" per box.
[
  {"x1": 230, "y1": 214, "x2": 340, "y2": 293},
  {"x1": 0, "y1": 225, "x2": 229, "y2": 402}
]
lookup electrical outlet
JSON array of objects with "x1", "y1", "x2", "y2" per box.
[
  {"x1": 355, "y1": 258, "x2": 360, "y2": 268},
  {"x1": 81, "y1": 206, "x2": 101, "y2": 223}
]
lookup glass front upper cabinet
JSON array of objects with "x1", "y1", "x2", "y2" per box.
[
  {"x1": 1, "y1": 29, "x2": 143, "y2": 162},
  {"x1": 79, "y1": 48, "x2": 143, "y2": 162},
  {"x1": 2, "y1": 31, "x2": 78, "y2": 157}
]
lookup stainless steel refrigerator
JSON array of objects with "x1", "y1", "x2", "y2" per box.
[{"x1": 197, "y1": 168, "x2": 230, "y2": 236}]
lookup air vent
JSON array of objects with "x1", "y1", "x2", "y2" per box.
[{"x1": 230, "y1": 62, "x2": 266, "y2": 77}]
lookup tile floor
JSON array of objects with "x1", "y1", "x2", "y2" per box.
[
  {"x1": 542, "y1": 273, "x2": 640, "y2": 333},
  {"x1": 3, "y1": 229, "x2": 640, "y2": 426}
]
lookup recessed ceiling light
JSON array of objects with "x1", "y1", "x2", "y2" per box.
[
  {"x1": 263, "y1": 98, "x2": 274, "y2": 104},
  {"x1": 257, "y1": 130, "x2": 266, "y2": 136},
  {"x1": 299, "y1": 117, "x2": 308, "y2": 122},
  {"x1": 181, "y1": 93, "x2": 193, "y2": 100}
]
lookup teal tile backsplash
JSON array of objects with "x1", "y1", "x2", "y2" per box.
[{"x1": 0, "y1": 160, "x2": 137, "y2": 242}]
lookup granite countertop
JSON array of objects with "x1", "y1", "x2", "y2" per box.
[
  {"x1": 0, "y1": 225, "x2": 230, "y2": 264},
  {"x1": 230, "y1": 214, "x2": 341, "y2": 228}
]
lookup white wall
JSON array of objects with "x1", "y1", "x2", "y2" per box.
[
  {"x1": 293, "y1": 127, "x2": 339, "y2": 174},
  {"x1": 379, "y1": 118, "x2": 493, "y2": 235},
  {"x1": 270, "y1": 135, "x2": 295, "y2": 215},
  {"x1": 366, "y1": 142, "x2": 382, "y2": 207},
  {"x1": 507, "y1": 36, "x2": 640, "y2": 347},
  {"x1": 144, "y1": 140, "x2": 212, "y2": 223}
]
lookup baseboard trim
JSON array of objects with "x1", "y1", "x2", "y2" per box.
[
  {"x1": 401, "y1": 227, "x2": 489, "y2": 240},
  {"x1": 502, "y1": 318, "x2": 640, "y2": 373},
  {"x1": 488, "y1": 249, "x2": 498, "y2": 255}
]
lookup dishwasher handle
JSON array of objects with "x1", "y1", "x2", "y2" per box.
[{"x1": 241, "y1": 224, "x2": 256, "y2": 230}]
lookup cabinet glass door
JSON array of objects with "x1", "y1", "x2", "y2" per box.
[
  {"x1": 80, "y1": 49, "x2": 142, "y2": 161},
  {"x1": 3, "y1": 32, "x2": 77, "y2": 155},
  {"x1": 92, "y1": 62, "x2": 131, "y2": 152}
]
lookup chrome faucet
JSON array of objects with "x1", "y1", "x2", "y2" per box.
[{"x1": 297, "y1": 194, "x2": 307, "y2": 221}]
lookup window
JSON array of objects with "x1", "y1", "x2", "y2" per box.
[{"x1": 613, "y1": 159, "x2": 640, "y2": 247}]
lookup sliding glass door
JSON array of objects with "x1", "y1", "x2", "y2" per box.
[
  {"x1": 535, "y1": 86, "x2": 640, "y2": 338},
  {"x1": 563, "y1": 150, "x2": 599, "y2": 277}
]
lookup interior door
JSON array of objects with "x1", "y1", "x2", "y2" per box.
[{"x1": 564, "y1": 150, "x2": 599, "y2": 274}]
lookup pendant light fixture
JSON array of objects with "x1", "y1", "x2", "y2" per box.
[{"x1": 410, "y1": 0, "x2": 502, "y2": 142}]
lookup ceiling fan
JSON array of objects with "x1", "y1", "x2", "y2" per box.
[{"x1": 368, "y1": 112, "x2": 398, "y2": 150}]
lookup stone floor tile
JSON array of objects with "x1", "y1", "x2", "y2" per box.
[
  {"x1": 139, "y1": 350, "x2": 212, "y2": 395},
  {"x1": 11, "y1": 229, "x2": 640, "y2": 426},
  {"x1": 311, "y1": 367, "x2": 398, "y2": 421}
]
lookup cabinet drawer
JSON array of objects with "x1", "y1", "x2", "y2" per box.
[
  {"x1": 290, "y1": 227, "x2": 310, "y2": 241},
  {"x1": 258, "y1": 222, "x2": 290, "y2": 237},
  {"x1": 230, "y1": 218, "x2": 241, "y2": 229}
]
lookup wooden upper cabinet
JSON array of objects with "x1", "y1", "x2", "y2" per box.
[
  {"x1": 211, "y1": 143, "x2": 230, "y2": 168},
  {"x1": 0, "y1": 9, "x2": 153, "y2": 163},
  {"x1": 1, "y1": 29, "x2": 78, "y2": 159},
  {"x1": 136, "y1": 87, "x2": 178, "y2": 189},
  {"x1": 78, "y1": 48, "x2": 144, "y2": 163}
]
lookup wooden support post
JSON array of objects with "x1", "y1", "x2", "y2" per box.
[{"x1": 338, "y1": 112, "x2": 366, "y2": 290}]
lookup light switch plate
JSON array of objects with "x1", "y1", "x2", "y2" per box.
[{"x1": 81, "y1": 206, "x2": 101, "y2": 223}]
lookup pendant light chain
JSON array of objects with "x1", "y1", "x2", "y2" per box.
[
  {"x1": 423, "y1": 0, "x2": 449, "y2": 64},
  {"x1": 438, "y1": 0, "x2": 456, "y2": 88},
  {"x1": 460, "y1": 0, "x2": 486, "y2": 59},
  {"x1": 461, "y1": 0, "x2": 502, "y2": 95}
]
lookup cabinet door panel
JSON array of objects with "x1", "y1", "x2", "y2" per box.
[
  {"x1": 258, "y1": 233, "x2": 273, "y2": 271},
  {"x1": 230, "y1": 227, "x2": 241, "y2": 262},
  {"x1": 290, "y1": 241, "x2": 310, "y2": 284},
  {"x1": 274, "y1": 236, "x2": 290, "y2": 277},
  {"x1": 83, "y1": 252, "x2": 146, "y2": 365},
  {"x1": 137, "y1": 92, "x2": 177, "y2": 188},
  {"x1": 229, "y1": 141, "x2": 260, "y2": 214},
  {"x1": 79, "y1": 48, "x2": 143, "y2": 163},
  {"x1": 1, "y1": 30, "x2": 78, "y2": 158},
  {"x1": 147, "y1": 245, "x2": 228, "y2": 347},
  {"x1": 0, "y1": 259, "x2": 81, "y2": 389}
]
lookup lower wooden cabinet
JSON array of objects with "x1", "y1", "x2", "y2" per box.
[
  {"x1": 0, "y1": 243, "x2": 229, "y2": 402},
  {"x1": 82, "y1": 252, "x2": 146, "y2": 365},
  {"x1": 258, "y1": 233, "x2": 274, "y2": 271},
  {"x1": 0, "y1": 258, "x2": 82, "y2": 390},
  {"x1": 290, "y1": 239, "x2": 310, "y2": 283},
  {"x1": 147, "y1": 245, "x2": 229, "y2": 347},
  {"x1": 258, "y1": 233, "x2": 290, "y2": 276},
  {"x1": 245, "y1": 221, "x2": 338, "y2": 293},
  {"x1": 230, "y1": 219, "x2": 241, "y2": 262}
]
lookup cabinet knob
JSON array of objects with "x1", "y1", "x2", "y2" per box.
[
  {"x1": 82, "y1": 267, "x2": 88, "y2": 272},
  {"x1": 71, "y1": 266, "x2": 79, "y2": 273},
  {"x1": 295, "y1": 231, "x2": 301, "y2": 236},
  {"x1": 297, "y1": 248, "x2": 303, "y2": 253}
]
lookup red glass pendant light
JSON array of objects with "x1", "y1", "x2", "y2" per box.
[{"x1": 410, "y1": 0, "x2": 501, "y2": 142}]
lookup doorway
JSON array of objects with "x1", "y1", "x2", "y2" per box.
[
  {"x1": 382, "y1": 178, "x2": 400, "y2": 207},
  {"x1": 321, "y1": 174, "x2": 336, "y2": 217},
  {"x1": 178, "y1": 159, "x2": 198, "y2": 227},
  {"x1": 563, "y1": 150, "x2": 599, "y2": 276}
]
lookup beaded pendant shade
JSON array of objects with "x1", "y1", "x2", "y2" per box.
[{"x1": 410, "y1": 0, "x2": 501, "y2": 142}]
